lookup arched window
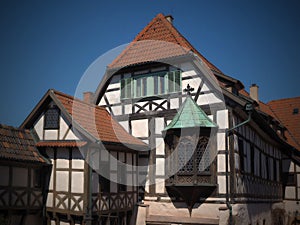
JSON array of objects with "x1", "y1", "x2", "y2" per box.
[
  {"x1": 196, "y1": 136, "x2": 209, "y2": 173},
  {"x1": 177, "y1": 141, "x2": 194, "y2": 174}
]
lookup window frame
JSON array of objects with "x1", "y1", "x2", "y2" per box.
[
  {"x1": 120, "y1": 70, "x2": 182, "y2": 100},
  {"x1": 44, "y1": 106, "x2": 60, "y2": 130}
]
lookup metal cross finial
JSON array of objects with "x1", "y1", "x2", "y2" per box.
[{"x1": 184, "y1": 84, "x2": 194, "y2": 95}]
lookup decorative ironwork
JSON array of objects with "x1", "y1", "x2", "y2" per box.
[{"x1": 183, "y1": 84, "x2": 194, "y2": 95}]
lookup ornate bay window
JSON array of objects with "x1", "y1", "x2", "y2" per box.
[{"x1": 163, "y1": 87, "x2": 218, "y2": 213}]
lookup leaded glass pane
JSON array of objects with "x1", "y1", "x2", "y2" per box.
[
  {"x1": 178, "y1": 141, "x2": 194, "y2": 175},
  {"x1": 44, "y1": 108, "x2": 60, "y2": 129},
  {"x1": 197, "y1": 136, "x2": 210, "y2": 173}
]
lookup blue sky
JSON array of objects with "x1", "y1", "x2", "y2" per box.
[{"x1": 0, "y1": 0, "x2": 299, "y2": 126}]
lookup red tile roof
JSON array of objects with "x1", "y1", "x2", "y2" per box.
[
  {"x1": 239, "y1": 89, "x2": 277, "y2": 118},
  {"x1": 268, "y1": 97, "x2": 300, "y2": 150},
  {"x1": 109, "y1": 13, "x2": 222, "y2": 73},
  {"x1": 36, "y1": 141, "x2": 87, "y2": 148},
  {"x1": 52, "y1": 90, "x2": 146, "y2": 148},
  {"x1": 0, "y1": 124, "x2": 48, "y2": 163}
]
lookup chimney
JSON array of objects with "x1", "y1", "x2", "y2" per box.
[
  {"x1": 83, "y1": 92, "x2": 94, "y2": 104},
  {"x1": 249, "y1": 84, "x2": 259, "y2": 102},
  {"x1": 165, "y1": 15, "x2": 174, "y2": 24}
]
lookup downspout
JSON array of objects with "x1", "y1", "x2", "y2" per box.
[
  {"x1": 225, "y1": 103, "x2": 253, "y2": 225},
  {"x1": 86, "y1": 146, "x2": 97, "y2": 225}
]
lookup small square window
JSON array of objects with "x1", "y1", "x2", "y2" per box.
[
  {"x1": 293, "y1": 108, "x2": 299, "y2": 115},
  {"x1": 44, "y1": 107, "x2": 60, "y2": 129}
]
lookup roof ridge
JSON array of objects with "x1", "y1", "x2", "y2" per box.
[
  {"x1": 268, "y1": 96, "x2": 300, "y2": 104},
  {"x1": 109, "y1": 13, "x2": 222, "y2": 73},
  {"x1": 51, "y1": 89, "x2": 106, "y2": 111}
]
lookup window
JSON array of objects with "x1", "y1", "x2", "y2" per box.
[
  {"x1": 197, "y1": 136, "x2": 210, "y2": 173},
  {"x1": 33, "y1": 168, "x2": 42, "y2": 188},
  {"x1": 44, "y1": 107, "x2": 60, "y2": 129},
  {"x1": 238, "y1": 138, "x2": 245, "y2": 172},
  {"x1": 250, "y1": 144, "x2": 255, "y2": 174},
  {"x1": 99, "y1": 162, "x2": 110, "y2": 193},
  {"x1": 177, "y1": 136, "x2": 209, "y2": 175},
  {"x1": 293, "y1": 108, "x2": 299, "y2": 115},
  {"x1": 118, "y1": 163, "x2": 126, "y2": 192},
  {"x1": 120, "y1": 70, "x2": 181, "y2": 99},
  {"x1": 178, "y1": 141, "x2": 194, "y2": 174}
]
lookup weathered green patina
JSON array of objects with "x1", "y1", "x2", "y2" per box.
[{"x1": 164, "y1": 95, "x2": 218, "y2": 131}]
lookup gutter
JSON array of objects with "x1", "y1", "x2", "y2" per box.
[{"x1": 225, "y1": 103, "x2": 253, "y2": 225}]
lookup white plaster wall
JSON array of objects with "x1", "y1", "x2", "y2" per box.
[
  {"x1": 217, "y1": 155, "x2": 226, "y2": 172},
  {"x1": 56, "y1": 171, "x2": 69, "y2": 192},
  {"x1": 71, "y1": 172, "x2": 84, "y2": 193},
  {"x1": 56, "y1": 148, "x2": 69, "y2": 168},
  {"x1": 197, "y1": 93, "x2": 222, "y2": 106},
  {"x1": 217, "y1": 110, "x2": 228, "y2": 129},
  {"x1": 64, "y1": 130, "x2": 79, "y2": 140},
  {"x1": 72, "y1": 159, "x2": 84, "y2": 169},
  {"x1": 56, "y1": 159, "x2": 69, "y2": 169},
  {"x1": 0, "y1": 166, "x2": 9, "y2": 186},
  {"x1": 201, "y1": 83, "x2": 210, "y2": 92},
  {"x1": 217, "y1": 133, "x2": 226, "y2": 150},
  {"x1": 155, "y1": 179, "x2": 165, "y2": 194},
  {"x1": 72, "y1": 150, "x2": 84, "y2": 169},
  {"x1": 49, "y1": 170, "x2": 54, "y2": 190},
  {"x1": 44, "y1": 130, "x2": 58, "y2": 140},
  {"x1": 33, "y1": 114, "x2": 44, "y2": 140},
  {"x1": 59, "y1": 117, "x2": 69, "y2": 140},
  {"x1": 119, "y1": 121, "x2": 129, "y2": 133},
  {"x1": 105, "y1": 91, "x2": 120, "y2": 105},
  {"x1": 285, "y1": 187, "x2": 296, "y2": 199},
  {"x1": 131, "y1": 119, "x2": 148, "y2": 137},
  {"x1": 112, "y1": 105, "x2": 122, "y2": 116},
  {"x1": 156, "y1": 138, "x2": 165, "y2": 155},
  {"x1": 155, "y1": 118, "x2": 165, "y2": 134},
  {"x1": 99, "y1": 97, "x2": 106, "y2": 106},
  {"x1": 124, "y1": 104, "x2": 132, "y2": 114},
  {"x1": 181, "y1": 70, "x2": 197, "y2": 78},
  {"x1": 12, "y1": 167, "x2": 27, "y2": 187},
  {"x1": 218, "y1": 176, "x2": 227, "y2": 194},
  {"x1": 156, "y1": 158, "x2": 165, "y2": 176},
  {"x1": 182, "y1": 76, "x2": 201, "y2": 92},
  {"x1": 170, "y1": 98, "x2": 179, "y2": 110},
  {"x1": 46, "y1": 193, "x2": 53, "y2": 207}
]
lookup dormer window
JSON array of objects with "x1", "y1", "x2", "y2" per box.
[
  {"x1": 44, "y1": 107, "x2": 60, "y2": 129},
  {"x1": 120, "y1": 70, "x2": 181, "y2": 99},
  {"x1": 293, "y1": 108, "x2": 299, "y2": 115}
]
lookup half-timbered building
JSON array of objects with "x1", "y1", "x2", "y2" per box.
[
  {"x1": 0, "y1": 124, "x2": 50, "y2": 225},
  {"x1": 20, "y1": 89, "x2": 147, "y2": 225},
  {"x1": 94, "y1": 13, "x2": 300, "y2": 225}
]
